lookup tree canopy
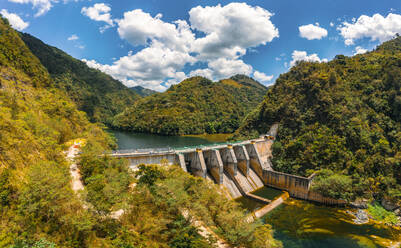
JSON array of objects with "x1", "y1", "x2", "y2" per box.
[
  {"x1": 114, "y1": 75, "x2": 267, "y2": 135},
  {"x1": 235, "y1": 36, "x2": 401, "y2": 203}
]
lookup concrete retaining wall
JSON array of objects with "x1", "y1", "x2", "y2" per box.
[
  {"x1": 263, "y1": 170, "x2": 310, "y2": 199},
  {"x1": 127, "y1": 153, "x2": 177, "y2": 170}
]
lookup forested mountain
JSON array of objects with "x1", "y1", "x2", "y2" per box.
[
  {"x1": 130, "y1": 85, "x2": 158, "y2": 96},
  {"x1": 0, "y1": 17, "x2": 280, "y2": 247},
  {"x1": 235, "y1": 36, "x2": 401, "y2": 204},
  {"x1": 20, "y1": 33, "x2": 140, "y2": 125},
  {"x1": 115, "y1": 75, "x2": 267, "y2": 135}
]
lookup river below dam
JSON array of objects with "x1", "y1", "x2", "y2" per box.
[{"x1": 109, "y1": 130, "x2": 401, "y2": 248}]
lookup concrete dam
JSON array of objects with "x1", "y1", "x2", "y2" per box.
[{"x1": 111, "y1": 124, "x2": 345, "y2": 205}]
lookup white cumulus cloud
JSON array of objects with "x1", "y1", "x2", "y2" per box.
[
  {"x1": 253, "y1": 71, "x2": 273, "y2": 82},
  {"x1": 189, "y1": 2, "x2": 279, "y2": 60},
  {"x1": 117, "y1": 9, "x2": 194, "y2": 52},
  {"x1": 81, "y1": 3, "x2": 114, "y2": 32},
  {"x1": 290, "y1": 50, "x2": 327, "y2": 67},
  {"x1": 67, "y1": 34, "x2": 79, "y2": 41},
  {"x1": 189, "y1": 58, "x2": 252, "y2": 81},
  {"x1": 299, "y1": 24, "x2": 328, "y2": 40},
  {"x1": 354, "y1": 46, "x2": 368, "y2": 55},
  {"x1": 82, "y1": 41, "x2": 195, "y2": 91},
  {"x1": 0, "y1": 9, "x2": 29, "y2": 30},
  {"x1": 83, "y1": 3, "x2": 277, "y2": 91},
  {"x1": 339, "y1": 13, "x2": 401, "y2": 45}
]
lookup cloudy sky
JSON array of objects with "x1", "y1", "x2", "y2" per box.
[{"x1": 2, "y1": 0, "x2": 401, "y2": 91}]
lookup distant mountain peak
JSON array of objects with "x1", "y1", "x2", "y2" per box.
[
  {"x1": 129, "y1": 85, "x2": 157, "y2": 97},
  {"x1": 230, "y1": 74, "x2": 267, "y2": 90}
]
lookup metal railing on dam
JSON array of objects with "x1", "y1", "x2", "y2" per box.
[{"x1": 109, "y1": 139, "x2": 255, "y2": 156}]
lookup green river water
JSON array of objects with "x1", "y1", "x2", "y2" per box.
[{"x1": 109, "y1": 130, "x2": 401, "y2": 248}]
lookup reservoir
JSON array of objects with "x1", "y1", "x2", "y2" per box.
[
  {"x1": 108, "y1": 129, "x2": 229, "y2": 150},
  {"x1": 110, "y1": 129, "x2": 401, "y2": 248}
]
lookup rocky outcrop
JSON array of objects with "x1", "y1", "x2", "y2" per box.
[
  {"x1": 347, "y1": 209, "x2": 369, "y2": 224},
  {"x1": 381, "y1": 198, "x2": 399, "y2": 211}
]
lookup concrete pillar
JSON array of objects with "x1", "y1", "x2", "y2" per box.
[
  {"x1": 219, "y1": 145, "x2": 238, "y2": 177},
  {"x1": 233, "y1": 145, "x2": 249, "y2": 176},
  {"x1": 245, "y1": 142, "x2": 265, "y2": 179},
  {"x1": 203, "y1": 149, "x2": 223, "y2": 184},
  {"x1": 176, "y1": 153, "x2": 187, "y2": 172},
  {"x1": 185, "y1": 149, "x2": 207, "y2": 178}
]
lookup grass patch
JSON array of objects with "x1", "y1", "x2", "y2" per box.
[{"x1": 367, "y1": 202, "x2": 398, "y2": 225}]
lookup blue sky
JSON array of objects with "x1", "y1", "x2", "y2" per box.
[{"x1": 1, "y1": 0, "x2": 401, "y2": 91}]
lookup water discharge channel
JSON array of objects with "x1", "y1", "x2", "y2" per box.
[{"x1": 109, "y1": 130, "x2": 401, "y2": 248}]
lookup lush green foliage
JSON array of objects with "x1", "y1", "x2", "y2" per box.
[
  {"x1": 0, "y1": 16, "x2": 111, "y2": 247},
  {"x1": 236, "y1": 37, "x2": 401, "y2": 203},
  {"x1": 130, "y1": 85, "x2": 157, "y2": 97},
  {"x1": 115, "y1": 75, "x2": 267, "y2": 135},
  {"x1": 20, "y1": 33, "x2": 140, "y2": 125},
  {"x1": 367, "y1": 202, "x2": 398, "y2": 225},
  {"x1": 310, "y1": 169, "x2": 354, "y2": 200},
  {"x1": 123, "y1": 164, "x2": 281, "y2": 247}
]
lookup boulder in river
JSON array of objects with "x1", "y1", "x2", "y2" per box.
[
  {"x1": 347, "y1": 209, "x2": 369, "y2": 224},
  {"x1": 381, "y1": 198, "x2": 399, "y2": 211}
]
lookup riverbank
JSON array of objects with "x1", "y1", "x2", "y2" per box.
[
  {"x1": 183, "y1": 133, "x2": 232, "y2": 142},
  {"x1": 265, "y1": 198, "x2": 401, "y2": 248}
]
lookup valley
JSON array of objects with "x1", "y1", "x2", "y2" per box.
[{"x1": 1, "y1": 2, "x2": 401, "y2": 247}]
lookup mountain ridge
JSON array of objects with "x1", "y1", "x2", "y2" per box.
[
  {"x1": 114, "y1": 75, "x2": 267, "y2": 135},
  {"x1": 20, "y1": 32, "x2": 140, "y2": 126},
  {"x1": 235, "y1": 36, "x2": 401, "y2": 203}
]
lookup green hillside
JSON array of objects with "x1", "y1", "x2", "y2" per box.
[
  {"x1": 20, "y1": 33, "x2": 140, "y2": 126},
  {"x1": 235, "y1": 36, "x2": 401, "y2": 203},
  {"x1": 115, "y1": 75, "x2": 267, "y2": 135},
  {"x1": 130, "y1": 85, "x2": 158, "y2": 96}
]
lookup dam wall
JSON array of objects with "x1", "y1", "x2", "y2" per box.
[{"x1": 111, "y1": 124, "x2": 346, "y2": 205}]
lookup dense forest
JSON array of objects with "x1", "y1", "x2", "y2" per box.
[
  {"x1": 0, "y1": 16, "x2": 281, "y2": 247},
  {"x1": 235, "y1": 36, "x2": 401, "y2": 205},
  {"x1": 20, "y1": 33, "x2": 140, "y2": 126},
  {"x1": 114, "y1": 75, "x2": 267, "y2": 135}
]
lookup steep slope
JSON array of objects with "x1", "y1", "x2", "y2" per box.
[
  {"x1": 0, "y1": 15, "x2": 115, "y2": 246},
  {"x1": 130, "y1": 85, "x2": 157, "y2": 96},
  {"x1": 235, "y1": 37, "x2": 401, "y2": 202},
  {"x1": 114, "y1": 75, "x2": 267, "y2": 135},
  {"x1": 20, "y1": 33, "x2": 140, "y2": 125}
]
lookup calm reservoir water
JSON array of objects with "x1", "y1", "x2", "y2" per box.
[
  {"x1": 110, "y1": 130, "x2": 400, "y2": 248},
  {"x1": 108, "y1": 129, "x2": 228, "y2": 150}
]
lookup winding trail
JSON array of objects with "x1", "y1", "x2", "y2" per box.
[{"x1": 67, "y1": 143, "x2": 84, "y2": 193}]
